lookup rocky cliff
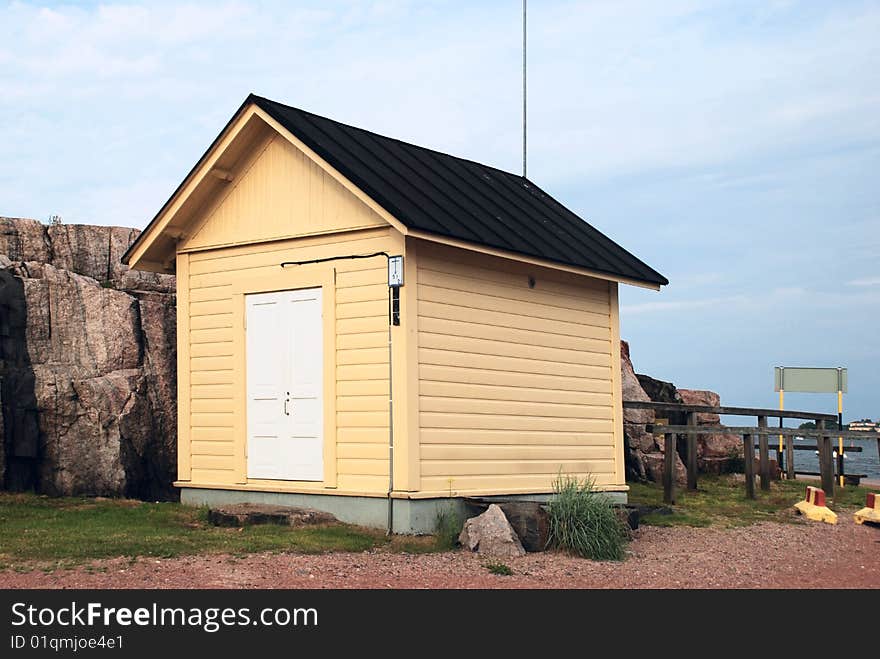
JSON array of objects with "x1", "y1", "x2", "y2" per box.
[
  {"x1": 620, "y1": 340, "x2": 743, "y2": 482},
  {"x1": 0, "y1": 217, "x2": 177, "y2": 500}
]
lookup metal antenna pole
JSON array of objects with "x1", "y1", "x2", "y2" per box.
[{"x1": 522, "y1": 0, "x2": 527, "y2": 178}]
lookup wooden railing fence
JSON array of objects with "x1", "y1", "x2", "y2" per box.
[{"x1": 623, "y1": 401, "x2": 878, "y2": 504}]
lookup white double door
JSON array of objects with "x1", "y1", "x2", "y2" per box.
[{"x1": 246, "y1": 287, "x2": 323, "y2": 481}]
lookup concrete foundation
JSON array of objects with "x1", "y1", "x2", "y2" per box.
[{"x1": 180, "y1": 487, "x2": 627, "y2": 534}]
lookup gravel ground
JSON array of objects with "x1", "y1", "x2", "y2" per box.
[{"x1": 2, "y1": 516, "x2": 878, "y2": 589}]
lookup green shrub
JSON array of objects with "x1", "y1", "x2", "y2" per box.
[
  {"x1": 546, "y1": 475, "x2": 629, "y2": 561},
  {"x1": 434, "y1": 502, "x2": 462, "y2": 551},
  {"x1": 485, "y1": 560, "x2": 513, "y2": 576}
]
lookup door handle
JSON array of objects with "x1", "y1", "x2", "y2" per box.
[{"x1": 284, "y1": 392, "x2": 290, "y2": 416}]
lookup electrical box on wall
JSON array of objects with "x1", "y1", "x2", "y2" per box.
[{"x1": 387, "y1": 255, "x2": 404, "y2": 287}]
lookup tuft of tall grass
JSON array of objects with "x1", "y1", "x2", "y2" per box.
[
  {"x1": 434, "y1": 502, "x2": 462, "y2": 551},
  {"x1": 546, "y1": 475, "x2": 629, "y2": 561}
]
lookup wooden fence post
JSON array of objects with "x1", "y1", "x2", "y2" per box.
[
  {"x1": 743, "y1": 433, "x2": 755, "y2": 499},
  {"x1": 785, "y1": 434, "x2": 795, "y2": 480},
  {"x1": 686, "y1": 412, "x2": 698, "y2": 491},
  {"x1": 817, "y1": 420, "x2": 834, "y2": 498},
  {"x1": 663, "y1": 432, "x2": 676, "y2": 504},
  {"x1": 758, "y1": 416, "x2": 770, "y2": 491}
]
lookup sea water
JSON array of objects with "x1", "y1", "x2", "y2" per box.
[{"x1": 789, "y1": 436, "x2": 880, "y2": 481}]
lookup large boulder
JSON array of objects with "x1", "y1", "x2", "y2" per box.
[
  {"x1": 463, "y1": 499, "x2": 549, "y2": 552},
  {"x1": 620, "y1": 341, "x2": 657, "y2": 481},
  {"x1": 643, "y1": 451, "x2": 687, "y2": 484},
  {"x1": 459, "y1": 504, "x2": 526, "y2": 558},
  {"x1": 621, "y1": 341, "x2": 653, "y2": 426},
  {"x1": 0, "y1": 217, "x2": 177, "y2": 499},
  {"x1": 678, "y1": 388, "x2": 743, "y2": 471},
  {"x1": 619, "y1": 344, "x2": 744, "y2": 482}
]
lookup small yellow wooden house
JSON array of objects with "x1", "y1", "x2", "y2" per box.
[{"x1": 124, "y1": 94, "x2": 667, "y2": 532}]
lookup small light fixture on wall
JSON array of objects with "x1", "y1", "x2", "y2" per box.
[{"x1": 528, "y1": 275, "x2": 536, "y2": 289}]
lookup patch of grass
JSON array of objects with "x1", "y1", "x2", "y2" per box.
[
  {"x1": 387, "y1": 534, "x2": 445, "y2": 554},
  {"x1": 546, "y1": 475, "x2": 629, "y2": 561},
  {"x1": 485, "y1": 560, "x2": 513, "y2": 576},
  {"x1": 0, "y1": 492, "x2": 467, "y2": 567},
  {"x1": 433, "y1": 502, "x2": 462, "y2": 551},
  {"x1": 628, "y1": 475, "x2": 873, "y2": 528},
  {"x1": 0, "y1": 493, "x2": 384, "y2": 564}
]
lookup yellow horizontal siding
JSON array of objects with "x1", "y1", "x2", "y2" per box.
[
  {"x1": 417, "y1": 242, "x2": 617, "y2": 494},
  {"x1": 191, "y1": 328, "x2": 233, "y2": 344},
  {"x1": 421, "y1": 459, "x2": 613, "y2": 477},
  {"x1": 420, "y1": 473, "x2": 618, "y2": 494},
  {"x1": 337, "y1": 363, "x2": 388, "y2": 381},
  {"x1": 420, "y1": 283, "x2": 610, "y2": 327},
  {"x1": 419, "y1": 300, "x2": 608, "y2": 340},
  {"x1": 420, "y1": 396, "x2": 612, "y2": 419},
  {"x1": 191, "y1": 384, "x2": 234, "y2": 399},
  {"x1": 420, "y1": 412, "x2": 612, "y2": 432},
  {"x1": 420, "y1": 364, "x2": 610, "y2": 393},
  {"x1": 335, "y1": 474, "x2": 388, "y2": 492},
  {"x1": 191, "y1": 399, "x2": 234, "y2": 414},
  {"x1": 336, "y1": 347, "x2": 387, "y2": 365},
  {"x1": 190, "y1": 468, "x2": 236, "y2": 485},
  {"x1": 192, "y1": 427, "x2": 234, "y2": 442},
  {"x1": 337, "y1": 316, "x2": 388, "y2": 335},
  {"x1": 337, "y1": 443, "x2": 388, "y2": 460},
  {"x1": 191, "y1": 314, "x2": 233, "y2": 330},
  {"x1": 191, "y1": 455, "x2": 234, "y2": 470},
  {"x1": 421, "y1": 445, "x2": 613, "y2": 461},
  {"x1": 419, "y1": 348, "x2": 609, "y2": 379},
  {"x1": 337, "y1": 427, "x2": 389, "y2": 443},
  {"x1": 337, "y1": 395, "x2": 390, "y2": 412},
  {"x1": 337, "y1": 380, "x2": 389, "y2": 396},
  {"x1": 191, "y1": 440, "x2": 235, "y2": 457},
  {"x1": 419, "y1": 381, "x2": 611, "y2": 406},
  {"x1": 190, "y1": 342, "x2": 232, "y2": 358},
  {"x1": 190, "y1": 370, "x2": 234, "y2": 386},
  {"x1": 337, "y1": 331, "x2": 387, "y2": 350},
  {"x1": 420, "y1": 428, "x2": 612, "y2": 446},
  {"x1": 419, "y1": 332, "x2": 610, "y2": 366},
  {"x1": 418, "y1": 266, "x2": 609, "y2": 309},
  {"x1": 418, "y1": 255, "x2": 608, "y2": 298},
  {"x1": 419, "y1": 316, "x2": 608, "y2": 352}
]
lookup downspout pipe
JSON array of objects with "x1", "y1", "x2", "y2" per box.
[{"x1": 281, "y1": 252, "x2": 396, "y2": 535}]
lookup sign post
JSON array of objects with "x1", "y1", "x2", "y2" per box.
[{"x1": 774, "y1": 366, "x2": 848, "y2": 489}]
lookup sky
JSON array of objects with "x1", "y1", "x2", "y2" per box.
[{"x1": 1, "y1": 0, "x2": 878, "y2": 421}]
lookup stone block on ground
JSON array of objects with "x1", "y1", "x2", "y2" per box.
[{"x1": 207, "y1": 504, "x2": 338, "y2": 527}]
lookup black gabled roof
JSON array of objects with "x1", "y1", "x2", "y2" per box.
[
  {"x1": 124, "y1": 93, "x2": 666, "y2": 286},
  {"x1": 250, "y1": 95, "x2": 667, "y2": 287}
]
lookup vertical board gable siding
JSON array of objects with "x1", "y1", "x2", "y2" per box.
[
  {"x1": 416, "y1": 242, "x2": 619, "y2": 494},
  {"x1": 182, "y1": 133, "x2": 385, "y2": 252},
  {"x1": 184, "y1": 229, "x2": 394, "y2": 493}
]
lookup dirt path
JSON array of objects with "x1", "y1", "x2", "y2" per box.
[{"x1": 2, "y1": 517, "x2": 878, "y2": 589}]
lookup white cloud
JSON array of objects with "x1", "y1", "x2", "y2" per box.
[
  {"x1": 621, "y1": 295, "x2": 745, "y2": 315},
  {"x1": 847, "y1": 277, "x2": 880, "y2": 287}
]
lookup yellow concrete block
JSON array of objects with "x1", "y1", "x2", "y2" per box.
[
  {"x1": 854, "y1": 492, "x2": 879, "y2": 525},
  {"x1": 793, "y1": 486, "x2": 837, "y2": 525}
]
